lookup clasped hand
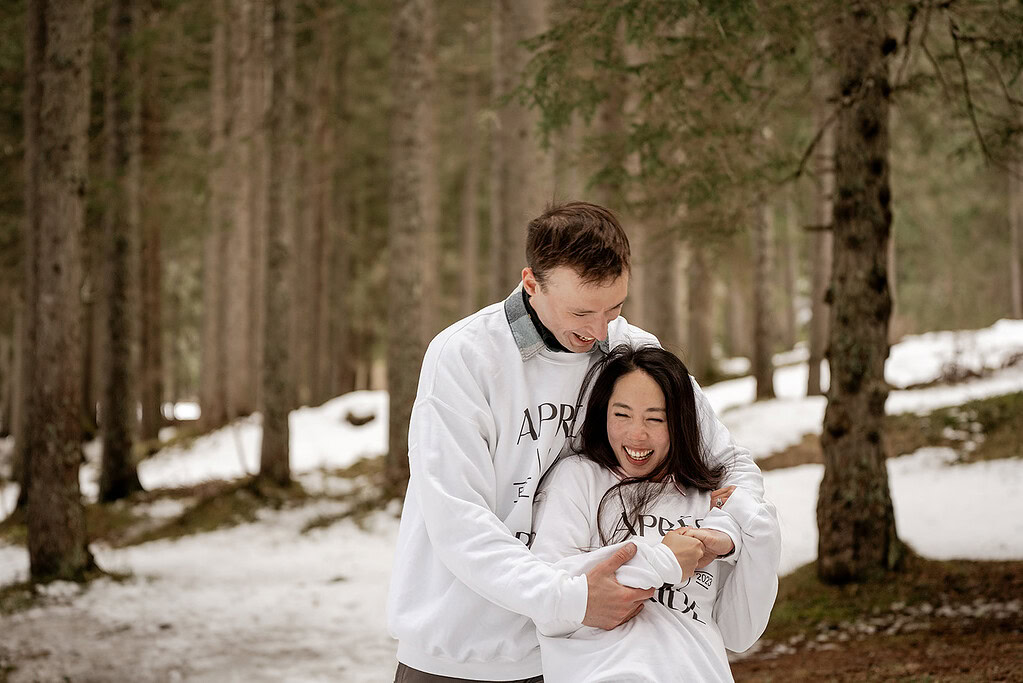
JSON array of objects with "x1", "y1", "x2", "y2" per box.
[{"x1": 661, "y1": 527, "x2": 734, "y2": 580}]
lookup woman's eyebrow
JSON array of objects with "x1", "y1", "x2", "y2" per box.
[{"x1": 610, "y1": 402, "x2": 631, "y2": 410}]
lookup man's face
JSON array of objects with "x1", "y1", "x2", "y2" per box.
[{"x1": 522, "y1": 266, "x2": 629, "y2": 353}]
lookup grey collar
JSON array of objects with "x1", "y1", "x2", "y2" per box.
[{"x1": 503, "y1": 284, "x2": 611, "y2": 361}]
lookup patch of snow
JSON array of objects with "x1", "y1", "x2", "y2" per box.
[{"x1": 765, "y1": 448, "x2": 1023, "y2": 575}]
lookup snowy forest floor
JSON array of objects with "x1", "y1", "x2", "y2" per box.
[{"x1": 1, "y1": 320, "x2": 1023, "y2": 682}]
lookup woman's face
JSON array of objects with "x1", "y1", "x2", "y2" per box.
[{"x1": 606, "y1": 369, "x2": 670, "y2": 479}]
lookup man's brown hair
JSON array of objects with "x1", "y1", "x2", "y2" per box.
[{"x1": 526, "y1": 201, "x2": 631, "y2": 286}]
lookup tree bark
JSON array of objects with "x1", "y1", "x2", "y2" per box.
[
  {"x1": 259, "y1": 0, "x2": 295, "y2": 487},
  {"x1": 100, "y1": 0, "x2": 144, "y2": 501},
  {"x1": 419, "y1": 0, "x2": 441, "y2": 343},
  {"x1": 817, "y1": 0, "x2": 901, "y2": 584},
  {"x1": 460, "y1": 54, "x2": 482, "y2": 318},
  {"x1": 248, "y1": 0, "x2": 268, "y2": 413},
  {"x1": 329, "y1": 18, "x2": 356, "y2": 398},
  {"x1": 687, "y1": 240, "x2": 714, "y2": 382},
  {"x1": 808, "y1": 24, "x2": 835, "y2": 397},
  {"x1": 1012, "y1": 158, "x2": 1023, "y2": 318},
  {"x1": 752, "y1": 200, "x2": 776, "y2": 400},
  {"x1": 780, "y1": 198, "x2": 799, "y2": 350},
  {"x1": 643, "y1": 225, "x2": 682, "y2": 352},
  {"x1": 387, "y1": 0, "x2": 428, "y2": 494},
  {"x1": 139, "y1": 41, "x2": 164, "y2": 441},
  {"x1": 309, "y1": 13, "x2": 335, "y2": 404},
  {"x1": 494, "y1": 0, "x2": 552, "y2": 289},
  {"x1": 225, "y1": 0, "x2": 255, "y2": 418},
  {"x1": 202, "y1": 0, "x2": 231, "y2": 431},
  {"x1": 24, "y1": 0, "x2": 96, "y2": 580}
]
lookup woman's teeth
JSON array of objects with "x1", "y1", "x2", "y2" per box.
[{"x1": 624, "y1": 446, "x2": 653, "y2": 461}]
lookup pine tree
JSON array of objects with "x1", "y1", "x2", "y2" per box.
[
  {"x1": 24, "y1": 0, "x2": 96, "y2": 580},
  {"x1": 259, "y1": 0, "x2": 295, "y2": 487},
  {"x1": 99, "y1": 0, "x2": 144, "y2": 502},
  {"x1": 816, "y1": 0, "x2": 902, "y2": 583}
]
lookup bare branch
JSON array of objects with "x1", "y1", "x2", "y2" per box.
[
  {"x1": 947, "y1": 14, "x2": 993, "y2": 163},
  {"x1": 894, "y1": 1, "x2": 924, "y2": 89}
]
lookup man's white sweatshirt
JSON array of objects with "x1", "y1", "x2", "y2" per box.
[{"x1": 386, "y1": 291, "x2": 765, "y2": 680}]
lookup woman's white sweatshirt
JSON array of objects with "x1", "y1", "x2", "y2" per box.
[
  {"x1": 386, "y1": 293, "x2": 766, "y2": 680},
  {"x1": 531, "y1": 456, "x2": 781, "y2": 683}
]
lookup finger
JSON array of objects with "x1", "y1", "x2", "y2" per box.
[
  {"x1": 618, "y1": 602, "x2": 644, "y2": 626},
  {"x1": 600, "y1": 542, "x2": 638, "y2": 572}
]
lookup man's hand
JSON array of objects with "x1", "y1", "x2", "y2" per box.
[
  {"x1": 660, "y1": 529, "x2": 704, "y2": 580},
  {"x1": 680, "y1": 528, "x2": 735, "y2": 568},
  {"x1": 582, "y1": 543, "x2": 655, "y2": 630}
]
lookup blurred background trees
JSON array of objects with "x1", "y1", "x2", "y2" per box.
[{"x1": 0, "y1": 0, "x2": 1020, "y2": 581}]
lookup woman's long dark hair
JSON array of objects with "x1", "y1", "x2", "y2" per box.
[{"x1": 573, "y1": 345, "x2": 726, "y2": 545}]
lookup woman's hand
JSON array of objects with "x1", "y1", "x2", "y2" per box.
[
  {"x1": 661, "y1": 529, "x2": 704, "y2": 581},
  {"x1": 709, "y1": 485, "x2": 736, "y2": 511},
  {"x1": 680, "y1": 528, "x2": 735, "y2": 568}
]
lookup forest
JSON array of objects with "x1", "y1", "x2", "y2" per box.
[{"x1": 1, "y1": 0, "x2": 1022, "y2": 680}]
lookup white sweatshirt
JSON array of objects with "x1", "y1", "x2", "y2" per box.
[
  {"x1": 531, "y1": 456, "x2": 781, "y2": 683},
  {"x1": 386, "y1": 288, "x2": 766, "y2": 680}
]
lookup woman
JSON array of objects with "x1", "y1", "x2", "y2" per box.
[{"x1": 531, "y1": 345, "x2": 780, "y2": 682}]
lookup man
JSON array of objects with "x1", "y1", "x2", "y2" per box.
[{"x1": 387, "y1": 202, "x2": 764, "y2": 682}]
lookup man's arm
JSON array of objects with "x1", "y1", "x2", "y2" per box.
[
  {"x1": 409, "y1": 351, "x2": 649, "y2": 631},
  {"x1": 692, "y1": 378, "x2": 765, "y2": 500}
]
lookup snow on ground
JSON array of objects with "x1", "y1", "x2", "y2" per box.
[
  {"x1": 703, "y1": 318, "x2": 1023, "y2": 415},
  {"x1": 2, "y1": 322, "x2": 1023, "y2": 680},
  {"x1": 0, "y1": 392, "x2": 388, "y2": 519},
  {"x1": 1, "y1": 503, "x2": 402, "y2": 682},
  {"x1": 720, "y1": 365, "x2": 1023, "y2": 459},
  {"x1": 766, "y1": 448, "x2": 1023, "y2": 575}
]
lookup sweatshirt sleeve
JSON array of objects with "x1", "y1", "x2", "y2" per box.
[
  {"x1": 709, "y1": 487, "x2": 782, "y2": 652},
  {"x1": 408, "y1": 347, "x2": 588, "y2": 630}
]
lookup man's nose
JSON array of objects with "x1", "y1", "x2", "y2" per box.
[{"x1": 586, "y1": 318, "x2": 609, "y2": 341}]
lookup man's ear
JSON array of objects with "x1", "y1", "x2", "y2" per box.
[{"x1": 522, "y1": 267, "x2": 539, "y2": 296}]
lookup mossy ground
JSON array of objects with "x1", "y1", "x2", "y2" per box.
[{"x1": 733, "y1": 554, "x2": 1023, "y2": 681}]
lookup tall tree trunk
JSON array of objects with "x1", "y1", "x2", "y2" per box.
[
  {"x1": 24, "y1": 0, "x2": 96, "y2": 580},
  {"x1": 687, "y1": 240, "x2": 714, "y2": 382},
  {"x1": 260, "y1": 0, "x2": 295, "y2": 487},
  {"x1": 419, "y1": 0, "x2": 441, "y2": 343},
  {"x1": 724, "y1": 259, "x2": 752, "y2": 360},
  {"x1": 249, "y1": 0, "x2": 268, "y2": 413},
  {"x1": 752, "y1": 200, "x2": 776, "y2": 400},
  {"x1": 310, "y1": 13, "x2": 335, "y2": 404},
  {"x1": 1011, "y1": 158, "x2": 1023, "y2": 318},
  {"x1": 887, "y1": 229, "x2": 901, "y2": 342},
  {"x1": 330, "y1": 17, "x2": 355, "y2": 398},
  {"x1": 138, "y1": 11, "x2": 164, "y2": 442},
  {"x1": 0, "y1": 333, "x2": 10, "y2": 438},
  {"x1": 11, "y1": 301, "x2": 25, "y2": 507},
  {"x1": 487, "y1": 1, "x2": 506, "y2": 305},
  {"x1": 460, "y1": 57, "x2": 481, "y2": 318},
  {"x1": 817, "y1": 0, "x2": 901, "y2": 584},
  {"x1": 387, "y1": 0, "x2": 428, "y2": 494},
  {"x1": 202, "y1": 0, "x2": 231, "y2": 431},
  {"x1": 225, "y1": 0, "x2": 255, "y2": 418},
  {"x1": 643, "y1": 225, "x2": 682, "y2": 351},
  {"x1": 494, "y1": 0, "x2": 552, "y2": 289},
  {"x1": 780, "y1": 198, "x2": 799, "y2": 351},
  {"x1": 100, "y1": 0, "x2": 144, "y2": 502},
  {"x1": 808, "y1": 25, "x2": 835, "y2": 397}
]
